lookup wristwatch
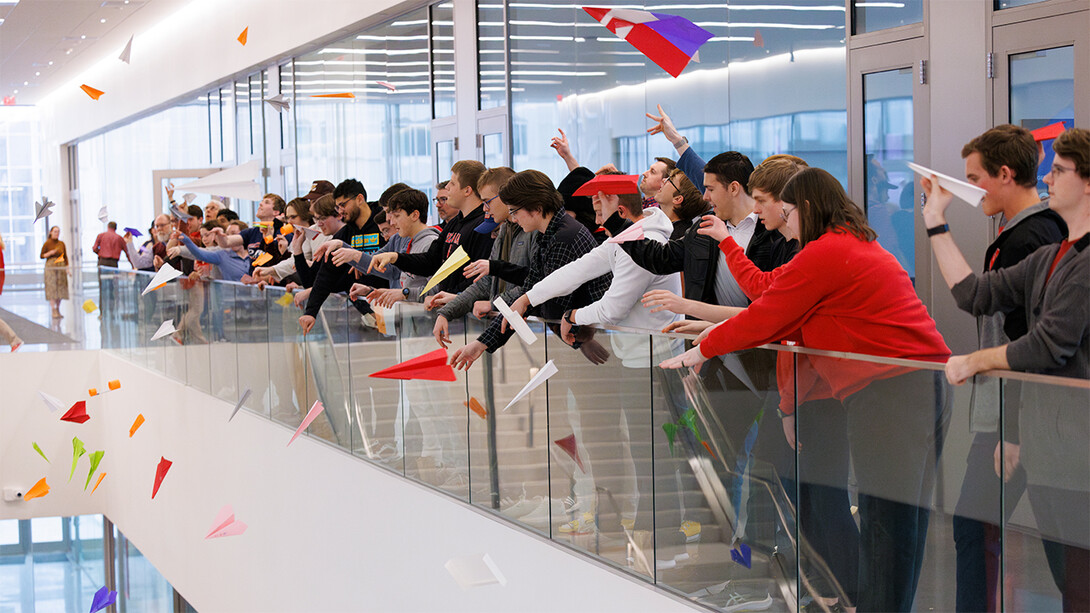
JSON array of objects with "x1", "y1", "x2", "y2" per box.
[{"x1": 402, "y1": 287, "x2": 410, "y2": 297}]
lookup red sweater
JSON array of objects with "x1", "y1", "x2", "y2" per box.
[{"x1": 701, "y1": 231, "x2": 950, "y2": 400}]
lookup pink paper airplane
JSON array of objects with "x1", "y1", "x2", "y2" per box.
[
  {"x1": 607, "y1": 218, "x2": 647, "y2": 244},
  {"x1": 377, "y1": 81, "x2": 397, "y2": 92},
  {"x1": 287, "y1": 401, "x2": 326, "y2": 446},
  {"x1": 206, "y1": 504, "x2": 248, "y2": 539}
]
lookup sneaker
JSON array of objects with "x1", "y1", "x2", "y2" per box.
[
  {"x1": 679, "y1": 520, "x2": 701, "y2": 543},
  {"x1": 501, "y1": 496, "x2": 542, "y2": 519},
  {"x1": 559, "y1": 512, "x2": 596, "y2": 535},
  {"x1": 517, "y1": 497, "x2": 567, "y2": 529},
  {"x1": 720, "y1": 591, "x2": 773, "y2": 612},
  {"x1": 800, "y1": 600, "x2": 846, "y2": 612},
  {"x1": 619, "y1": 518, "x2": 635, "y2": 531}
]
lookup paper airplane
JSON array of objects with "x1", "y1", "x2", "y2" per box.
[
  {"x1": 583, "y1": 7, "x2": 713, "y2": 78},
  {"x1": 377, "y1": 81, "x2": 397, "y2": 92},
  {"x1": 80, "y1": 84, "x2": 104, "y2": 100},
  {"x1": 129, "y1": 414, "x2": 145, "y2": 437},
  {"x1": 90, "y1": 472, "x2": 106, "y2": 495},
  {"x1": 554, "y1": 434, "x2": 586, "y2": 472},
  {"x1": 82, "y1": 299, "x2": 98, "y2": 314},
  {"x1": 237, "y1": 27, "x2": 248, "y2": 46},
  {"x1": 465, "y1": 397, "x2": 487, "y2": 420},
  {"x1": 311, "y1": 92, "x2": 356, "y2": 98},
  {"x1": 573, "y1": 174, "x2": 640, "y2": 196},
  {"x1": 730, "y1": 542, "x2": 752, "y2": 568},
  {"x1": 152, "y1": 456, "x2": 172, "y2": 499},
  {"x1": 608, "y1": 217, "x2": 647, "y2": 244},
  {"x1": 264, "y1": 94, "x2": 290, "y2": 113},
  {"x1": 1032, "y1": 121, "x2": 1065, "y2": 142},
  {"x1": 34, "y1": 198, "x2": 55, "y2": 223},
  {"x1": 300, "y1": 226, "x2": 321, "y2": 240},
  {"x1": 89, "y1": 586, "x2": 117, "y2": 613},
  {"x1": 98, "y1": 207, "x2": 109, "y2": 223},
  {"x1": 907, "y1": 162, "x2": 987, "y2": 207},
  {"x1": 229, "y1": 388, "x2": 252, "y2": 421},
  {"x1": 39, "y1": 391, "x2": 64, "y2": 413},
  {"x1": 275, "y1": 292, "x2": 294, "y2": 307},
  {"x1": 32, "y1": 442, "x2": 50, "y2": 463},
  {"x1": 24, "y1": 477, "x2": 49, "y2": 501},
  {"x1": 175, "y1": 160, "x2": 263, "y2": 202},
  {"x1": 701, "y1": 440, "x2": 716, "y2": 459},
  {"x1": 251, "y1": 251, "x2": 273, "y2": 267},
  {"x1": 503, "y1": 360, "x2": 558, "y2": 412},
  {"x1": 142, "y1": 262, "x2": 183, "y2": 295},
  {"x1": 206, "y1": 504, "x2": 248, "y2": 539},
  {"x1": 421, "y1": 245, "x2": 470, "y2": 294},
  {"x1": 494, "y1": 297, "x2": 537, "y2": 345},
  {"x1": 662, "y1": 423, "x2": 678, "y2": 455},
  {"x1": 70, "y1": 437, "x2": 86, "y2": 482},
  {"x1": 151, "y1": 319, "x2": 177, "y2": 341},
  {"x1": 119, "y1": 35, "x2": 133, "y2": 64},
  {"x1": 61, "y1": 401, "x2": 90, "y2": 424},
  {"x1": 169, "y1": 203, "x2": 193, "y2": 221},
  {"x1": 369, "y1": 348, "x2": 457, "y2": 382},
  {"x1": 84, "y1": 451, "x2": 104, "y2": 490},
  {"x1": 287, "y1": 400, "x2": 326, "y2": 446},
  {"x1": 183, "y1": 192, "x2": 198, "y2": 205},
  {"x1": 445, "y1": 553, "x2": 507, "y2": 589},
  {"x1": 123, "y1": 227, "x2": 143, "y2": 237}
]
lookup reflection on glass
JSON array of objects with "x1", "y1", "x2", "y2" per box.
[
  {"x1": 432, "y1": 2, "x2": 455, "y2": 118},
  {"x1": 482, "y1": 132, "x2": 503, "y2": 168},
  {"x1": 863, "y1": 67, "x2": 915, "y2": 279},
  {"x1": 436, "y1": 139, "x2": 454, "y2": 185},
  {"x1": 478, "y1": 1, "x2": 506, "y2": 110},
  {"x1": 853, "y1": 0, "x2": 923, "y2": 34},
  {"x1": 996, "y1": 0, "x2": 1050, "y2": 8},
  {"x1": 1009, "y1": 45, "x2": 1075, "y2": 196}
]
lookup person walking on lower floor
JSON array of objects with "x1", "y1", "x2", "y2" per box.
[{"x1": 40, "y1": 225, "x2": 68, "y2": 319}]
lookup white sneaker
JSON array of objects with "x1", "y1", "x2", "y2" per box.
[
  {"x1": 501, "y1": 496, "x2": 542, "y2": 519},
  {"x1": 516, "y1": 497, "x2": 566, "y2": 528},
  {"x1": 721, "y1": 591, "x2": 773, "y2": 612}
]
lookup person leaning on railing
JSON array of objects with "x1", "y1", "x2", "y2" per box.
[
  {"x1": 927, "y1": 127, "x2": 1090, "y2": 613},
  {"x1": 661, "y1": 167, "x2": 952, "y2": 613}
]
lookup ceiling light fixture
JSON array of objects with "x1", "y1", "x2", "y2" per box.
[
  {"x1": 66, "y1": 49, "x2": 73, "y2": 54},
  {"x1": 23, "y1": 81, "x2": 28, "y2": 85},
  {"x1": 48, "y1": 61, "x2": 53, "y2": 65},
  {"x1": 100, "y1": 18, "x2": 107, "y2": 23},
  {"x1": 35, "y1": 71, "x2": 40, "y2": 76},
  {"x1": 81, "y1": 35, "x2": 87, "y2": 39}
]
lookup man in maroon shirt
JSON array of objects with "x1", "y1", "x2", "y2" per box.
[{"x1": 92, "y1": 221, "x2": 129, "y2": 268}]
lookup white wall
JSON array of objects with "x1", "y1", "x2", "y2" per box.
[{"x1": 0, "y1": 350, "x2": 695, "y2": 613}]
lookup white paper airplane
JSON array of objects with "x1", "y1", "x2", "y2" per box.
[
  {"x1": 607, "y1": 217, "x2": 646, "y2": 244},
  {"x1": 119, "y1": 35, "x2": 133, "y2": 64},
  {"x1": 142, "y1": 262, "x2": 183, "y2": 295},
  {"x1": 445, "y1": 553, "x2": 507, "y2": 589},
  {"x1": 503, "y1": 360, "x2": 557, "y2": 412},
  {"x1": 264, "y1": 94, "x2": 290, "y2": 113},
  {"x1": 98, "y1": 206, "x2": 109, "y2": 223},
  {"x1": 494, "y1": 297, "x2": 536, "y2": 345},
  {"x1": 229, "y1": 388, "x2": 252, "y2": 422},
  {"x1": 175, "y1": 160, "x2": 263, "y2": 202},
  {"x1": 39, "y1": 391, "x2": 65, "y2": 413},
  {"x1": 300, "y1": 225, "x2": 321, "y2": 240},
  {"x1": 183, "y1": 192, "x2": 198, "y2": 205},
  {"x1": 907, "y1": 162, "x2": 987, "y2": 208},
  {"x1": 34, "y1": 198, "x2": 55, "y2": 223},
  {"x1": 150, "y1": 319, "x2": 176, "y2": 341}
]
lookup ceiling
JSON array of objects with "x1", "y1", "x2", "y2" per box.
[{"x1": 0, "y1": 0, "x2": 190, "y2": 105}]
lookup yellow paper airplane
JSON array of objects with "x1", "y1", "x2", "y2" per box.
[
  {"x1": 82, "y1": 299, "x2": 98, "y2": 314},
  {"x1": 421, "y1": 246, "x2": 469, "y2": 295}
]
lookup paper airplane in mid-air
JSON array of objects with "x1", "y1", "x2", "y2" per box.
[
  {"x1": 152, "y1": 457, "x2": 172, "y2": 499},
  {"x1": 206, "y1": 504, "x2": 248, "y2": 539},
  {"x1": 151, "y1": 319, "x2": 177, "y2": 341},
  {"x1": 175, "y1": 160, "x2": 263, "y2": 202},
  {"x1": 80, "y1": 84, "x2": 105, "y2": 100},
  {"x1": 89, "y1": 586, "x2": 117, "y2": 613},
  {"x1": 264, "y1": 94, "x2": 290, "y2": 113},
  {"x1": 582, "y1": 7, "x2": 713, "y2": 78},
  {"x1": 503, "y1": 360, "x2": 558, "y2": 412},
  {"x1": 142, "y1": 263, "x2": 183, "y2": 295},
  {"x1": 287, "y1": 401, "x2": 327, "y2": 446},
  {"x1": 369, "y1": 348, "x2": 457, "y2": 382},
  {"x1": 907, "y1": 162, "x2": 987, "y2": 208},
  {"x1": 119, "y1": 35, "x2": 134, "y2": 64},
  {"x1": 420, "y1": 246, "x2": 469, "y2": 295},
  {"x1": 34, "y1": 198, "x2": 55, "y2": 223},
  {"x1": 494, "y1": 297, "x2": 537, "y2": 345}
]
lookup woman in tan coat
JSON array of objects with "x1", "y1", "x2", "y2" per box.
[{"x1": 40, "y1": 225, "x2": 69, "y2": 318}]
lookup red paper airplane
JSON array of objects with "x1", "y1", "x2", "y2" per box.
[
  {"x1": 369, "y1": 348, "x2": 457, "y2": 382},
  {"x1": 1031, "y1": 121, "x2": 1065, "y2": 142},
  {"x1": 152, "y1": 457, "x2": 172, "y2": 499},
  {"x1": 554, "y1": 434, "x2": 586, "y2": 472},
  {"x1": 572, "y1": 174, "x2": 640, "y2": 197},
  {"x1": 61, "y1": 401, "x2": 90, "y2": 424}
]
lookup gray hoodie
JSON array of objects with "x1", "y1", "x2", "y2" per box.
[{"x1": 438, "y1": 221, "x2": 537, "y2": 320}]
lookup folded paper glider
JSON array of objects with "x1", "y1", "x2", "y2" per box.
[
  {"x1": 264, "y1": 94, "x2": 290, "y2": 113},
  {"x1": 907, "y1": 162, "x2": 987, "y2": 207},
  {"x1": 89, "y1": 586, "x2": 118, "y2": 613},
  {"x1": 168, "y1": 203, "x2": 193, "y2": 221},
  {"x1": 229, "y1": 388, "x2": 252, "y2": 422},
  {"x1": 183, "y1": 192, "x2": 198, "y2": 205},
  {"x1": 287, "y1": 401, "x2": 326, "y2": 446},
  {"x1": 142, "y1": 262, "x2": 183, "y2": 295},
  {"x1": 32, "y1": 442, "x2": 50, "y2": 463},
  {"x1": 129, "y1": 414, "x2": 145, "y2": 437},
  {"x1": 85, "y1": 451, "x2": 104, "y2": 490},
  {"x1": 730, "y1": 542, "x2": 752, "y2": 569},
  {"x1": 1031, "y1": 121, "x2": 1065, "y2": 142},
  {"x1": 572, "y1": 174, "x2": 640, "y2": 197},
  {"x1": 300, "y1": 226, "x2": 321, "y2": 240},
  {"x1": 420, "y1": 245, "x2": 470, "y2": 295},
  {"x1": 98, "y1": 206, "x2": 109, "y2": 223},
  {"x1": 24, "y1": 477, "x2": 49, "y2": 501},
  {"x1": 251, "y1": 251, "x2": 273, "y2": 267},
  {"x1": 119, "y1": 35, "x2": 133, "y2": 64},
  {"x1": 70, "y1": 437, "x2": 86, "y2": 481},
  {"x1": 206, "y1": 504, "x2": 248, "y2": 539},
  {"x1": 554, "y1": 434, "x2": 586, "y2": 472},
  {"x1": 62, "y1": 401, "x2": 90, "y2": 424},
  {"x1": 607, "y1": 217, "x2": 647, "y2": 244},
  {"x1": 176, "y1": 160, "x2": 263, "y2": 202},
  {"x1": 701, "y1": 440, "x2": 716, "y2": 459},
  {"x1": 311, "y1": 92, "x2": 356, "y2": 98},
  {"x1": 503, "y1": 360, "x2": 558, "y2": 412},
  {"x1": 369, "y1": 348, "x2": 457, "y2": 382},
  {"x1": 237, "y1": 27, "x2": 248, "y2": 46},
  {"x1": 465, "y1": 397, "x2": 488, "y2": 420},
  {"x1": 151, "y1": 319, "x2": 177, "y2": 341},
  {"x1": 82, "y1": 299, "x2": 98, "y2": 314},
  {"x1": 123, "y1": 227, "x2": 143, "y2": 237},
  {"x1": 494, "y1": 297, "x2": 537, "y2": 345},
  {"x1": 445, "y1": 553, "x2": 507, "y2": 589},
  {"x1": 80, "y1": 84, "x2": 104, "y2": 100},
  {"x1": 662, "y1": 422, "x2": 678, "y2": 455},
  {"x1": 39, "y1": 391, "x2": 64, "y2": 413},
  {"x1": 35, "y1": 198, "x2": 55, "y2": 223},
  {"x1": 90, "y1": 473, "x2": 106, "y2": 495},
  {"x1": 152, "y1": 457, "x2": 172, "y2": 499},
  {"x1": 377, "y1": 81, "x2": 397, "y2": 92},
  {"x1": 583, "y1": 7, "x2": 713, "y2": 78},
  {"x1": 275, "y1": 292, "x2": 295, "y2": 307}
]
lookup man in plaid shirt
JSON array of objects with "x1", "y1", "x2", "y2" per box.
[{"x1": 451, "y1": 170, "x2": 611, "y2": 369}]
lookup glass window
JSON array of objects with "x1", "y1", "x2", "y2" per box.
[
  {"x1": 0, "y1": 106, "x2": 45, "y2": 266},
  {"x1": 853, "y1": 0, "x2": 923, "y2": 34},
  {"x1": 996, "y1": 0, "x2": 1050, "y2": 8},
  {"x1": 478, "y1": 1, "x2": 506, "y2": 110},
  {"x1": 863, "y1": 67, "x2": 915, "y2": 279},
  {"x1": 1009, "y1": 45, "x2": 1075, "y2": 195},
  {"x1": 431, "y1": 2, "x2": 455, "y2": 118}
]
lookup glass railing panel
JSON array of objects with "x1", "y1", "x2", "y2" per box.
[
  {"x1": 183, "y1": 279, "x2": 213, "y2": 394},
  {"x1": 208, "y1": 281, "x2": 240, "y2": 403},
  {"x1": 234, "y1": 283, "x2": 271, "y2": 418},
  {"x1": 131, "y1": 270, "x2": 154, "y2": 370},
  {"x1": 347, "y1": 302, "x2": 407, "y2": 473},
  {"x1": 397, "y1": 302, "x2": 470, "y2": 500},
  {"x1": 152, "y1": 278, "x2": 185, "y2": 382},
  {"x1": 464, "y1": 313, "x2": 549, "y2": 530},
  {"x1": 266, "y1": 287, "x2": 307, "y2": 428},
  {"x1": 300, "y1": 296, "x2": 352, "y2": 447}
]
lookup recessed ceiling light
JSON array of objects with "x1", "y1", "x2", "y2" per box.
[
  {"x1": 81, "y1": 35, "x2": 86, "y2": 39},
  {"x1": 13, "y1": 89, "x2": 18, "y2": 94},
  {"x1": 66, "y1": 48, "x2": 73, "y2": 54},
  {"x1": 23, "y1": 81, "x2": 28, "y2": 85},
  {"x1": 100, "y1": 18, "x2": 107, "y2": 23},
  {"x1": 35, "y1": 71, "x2": 40, "y2": 76},
  {"x1": 48, "y1": 61, "x2": 53, "y2": 65}
]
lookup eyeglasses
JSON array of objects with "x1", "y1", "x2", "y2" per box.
[
  {"x1": 1050, "y1": 163, "x2": 1077, "y2": 176},
  {"x1": 434, "y1": 196, "x2": 449, "y2": 204},
  {"x1": 507, "y1": 205, "x2": 524, "y2": 216},
  {"x1": 780, "y1": 205, "x2": 797, "y2": 223},
  {"x1": 665, "y1": 174, "x2": 680, "y2": 194},
  {"x1": 483, "y1": 195, "x2": 499, "y2": 207}
]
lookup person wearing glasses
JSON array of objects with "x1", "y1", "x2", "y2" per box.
[
  {"x1": 433, "y1": 180, "x2": 456, "y2": 228},
  {"x1": 930, "y1": 128, "x2": 1090, "y2": 613}
]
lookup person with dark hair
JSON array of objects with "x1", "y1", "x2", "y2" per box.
[
  {"x1": 356, "y1": 189, "x2": 440, "y2": 307},
  {"x1": 653, "y1": 168, "x2": 705, "y2": 239},
  {"x1": 448, "y1": 170, "x2": 611, "y2": 369},
  {"x1": 931, "y1": 128, "x2": 1090, "y2": 613},
  {"x1": 550, "y1": 127, "x2": 675, "y2": 210},
  {"x1": 93, "y1": 221, "x2": 128, "y2": 268},
  {"x1": 217, "y1": 208, "x2": 240, "y2": 223},
  {"x1": 663, "y1": 167, "x2": 952, "y2": 613},
  {"x1": 256, "y1": 197, "x2": 329, "y2": 285},
  {"x1": 289, "y1": 195, "x2": 343, "y2": 290}
]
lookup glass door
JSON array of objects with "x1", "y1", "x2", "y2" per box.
[{"x1": 476, "y1": 111, "x2": 508, "y2": 169}]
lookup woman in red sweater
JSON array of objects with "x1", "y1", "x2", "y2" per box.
[{"x1": 663, "y1": 168, "x2": 951, "y2": 612}]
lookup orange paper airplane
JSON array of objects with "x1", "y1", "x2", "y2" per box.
[
  {"x1": 80, "y1": 84, "x2": 104, "y2": 100},
  {"x1": 237, "y1": 27, "x2": 248, "y2": 46},
  {"x1": 311, "y1": 92, "x2": 356, "y2": 99},
  {"x1": 61, "y1": 401, "x2": 90, "y2": 424},
  {"x1": 91, "y1": 473, "x2": 106, "y2": 495},
  {"x1": 465, "y1": 397, "x2": 487, "y2": 420},
  {"x1": 25, "y1": 477, "x2": 50, "y2": 500},
  {"x1": 369, "y1": 348, "x2": 457, "y2": 382},
  {"x1": 129, "y1": 414, "x2": 145, "y2": 437}
]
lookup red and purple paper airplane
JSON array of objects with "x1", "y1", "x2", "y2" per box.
[{"x1": 583, "y1": 7, "x2": 714, "y2": 78}]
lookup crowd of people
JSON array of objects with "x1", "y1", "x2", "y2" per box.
[{"x1": 97, "y1": 113, "x2": 1088, "y2": 611}]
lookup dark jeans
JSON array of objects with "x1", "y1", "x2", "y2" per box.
[
  {"x1": 1027, "y1": 485, "x2": 1090, "y2": 612},
  {"x1": 843, "y1": 370, "x2": 951, "y2": 612}
]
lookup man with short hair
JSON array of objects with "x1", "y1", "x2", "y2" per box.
[
  {"x1": 639, "y1": 156, "x2": 677, "y2": 208},
  {"x1": 357, "y1": 189, "x2": 441, "y2": 307},
  {"x1": 654, "y1": 168, "x2": 706, "y2": 239},
  {"x1": 93, "y1": 221, "x2": 128, "y2": 268},
  {"x1": 434, "y1": 180, "x2": 456, "y2": 227}
]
